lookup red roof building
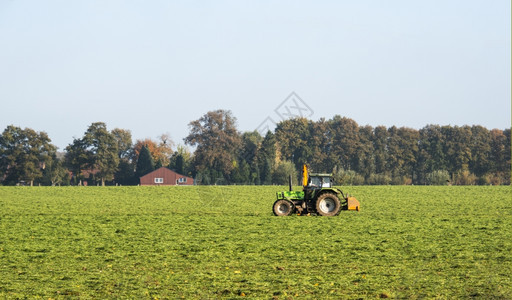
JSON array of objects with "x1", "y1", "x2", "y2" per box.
[{"x1": 139, "y1": 167, "x2": 194, "y2": 186}]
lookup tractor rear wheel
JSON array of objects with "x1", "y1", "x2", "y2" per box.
[
  {"x1": 273, "y1": 199, "x2": 294, "y2": 216},
  {"x1": 315, "y1": 193, "x2": 341, "y2": 216}
]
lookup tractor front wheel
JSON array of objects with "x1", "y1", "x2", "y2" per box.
[
  {"x1": 315, "y1": 193, "x2": 341, "y2": 216},
  {"x1": 273, "y1": 199, "x2": 295, "y2": 216}
]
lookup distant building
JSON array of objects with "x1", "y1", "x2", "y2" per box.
[{"x1": 139, "y1": 167, "x2": 194, "y2": 186}]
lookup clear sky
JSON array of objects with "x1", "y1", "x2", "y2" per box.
[{"x1": 1, "y1": 0, "x2": 510, "y2": 150}]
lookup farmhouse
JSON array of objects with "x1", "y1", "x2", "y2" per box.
[{"x1": 140, "y1": 167, "x2": 194, "y2": 186}]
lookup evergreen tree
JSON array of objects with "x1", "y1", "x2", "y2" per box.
[
  {"x1": 135, "y1": 145, "x2": 154, "y2": 179},
  {"x1": 175, "y1": 154, "x2": 185, "y2": 174}
]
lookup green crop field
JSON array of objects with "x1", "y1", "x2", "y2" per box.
[{"x1": 0, "y1": 186, "x2": 511, "y2": 299}]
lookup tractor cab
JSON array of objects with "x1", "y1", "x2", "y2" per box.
[
  {"x1": 307, "y1": 173, "x2": 332, "y2": 188},
  {"x1": 304, "y1": 172, "x2": 334, "y2": 201}
]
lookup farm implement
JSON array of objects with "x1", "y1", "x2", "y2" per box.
[{"x1": 273, "y1": 165, "x2": 360, "y2": 216}]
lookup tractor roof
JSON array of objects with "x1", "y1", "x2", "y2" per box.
[{"x1": 309, "y1": 173, "x2": 333, "y2": 177}]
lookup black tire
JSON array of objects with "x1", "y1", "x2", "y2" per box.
[
  {"x1": 273, "y1": 199, "x2": 295, "y2": 216},
  {"x1": 315, "y1": 193, "x2": 341, "y2": 216}
]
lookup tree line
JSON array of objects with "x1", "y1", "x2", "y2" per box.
[
  {"x1": 274, "y1": 116, "x2": 510, "y2": 185},
  {"x1": 0, "y1": 110, "x2": 510, "y2": 186}
]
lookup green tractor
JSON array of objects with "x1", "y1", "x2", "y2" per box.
[{"x1": 273, "y1": 165, "x2": 360, "y2": 216}]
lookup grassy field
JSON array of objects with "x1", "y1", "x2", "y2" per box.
[{"x1": 0, "y1": 185, "x2": 511, "y2": 299}]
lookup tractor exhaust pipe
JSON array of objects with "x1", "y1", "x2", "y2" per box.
[{"x1": 288, "y1": 174, "x2": 293, "y2": 192}]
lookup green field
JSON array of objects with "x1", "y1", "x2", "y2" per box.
[{"x1": 0, "y1": 186, "x2": 511, "y2": 299}]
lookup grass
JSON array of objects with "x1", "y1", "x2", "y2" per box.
[{"x1": 0, "y1": 185, "x2": 511, "y2": 299}]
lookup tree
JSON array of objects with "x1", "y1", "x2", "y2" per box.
[
  {"x1": 258, "y1": 131, "x2": 276, "y2": 185},
  {"x1": 157, "y1": 133, "x2": 174, "y2": 166},
  {"x1": 112, "y1": 128, "x2": 135, "y2": 185},
  {"x1": 442, "y1": 125, "x2": 472, "y2": 177},
  {"x1": 83, "y1": 122, "x2": 119, "y2": 186},
  {"x1": 469, "y1": 125, "x2": 491, "y2": 178},
  {"x1": 65, "y1": 138, "x2": 91, "y2": 185},
  {"x1": 272, "y1": 160, "x2": 298, "y2": 185},
  {"x1": 174, "y1": 154, "x2": 185, "y2": 174},
  {"x1": 502, "y1": 129, "x2": 511, "y2": 184},
  {"x1": 372, "y1": 126, "x2": 389, "y2": 175},
  {"x1": 115, "y1": 159, "x2": 136, "y2": 185},
  {"x1": 232, "y1": 159, "x2": 251, "y2": 184},
  {"x1": 275, "y1": 118, "x2": 313, "y2": 170},
  {"x1": 134, "y1": 139, "x2": 158, "y2": 165},
  {"x1": 309, "y1": 118, "x2": 333, "y2": 173},
  {"x1": 111, "y1": 128, "x2": 134, "y2": 160},
  {"x1": 417, "y1": 125, "x2": 446, "y2": 184},
  {"x1": 135, "y1": 145, "x2": 154, "y2": 179},
  {"x1": 133, "y1": 135, "x2": 173, "y2": 168},
  {"x1": 185, "y1": 110, "x2": 241, "y2": 182},
  {"x1": 386, "y1": 126, "x2": 419, "y2": 183},
  {"x1": 41, "y1": 153, "x2": 69, "y2": 186},
  {"x1": 169, "y1": 144, "x2": 192, "y2": 176},
  {"x1": 487, "y1": 129, "x2": 511, "y2": 184},
  {"x1": 329, "y1": 116, "x2": 360, "y2": 171},
  {"x1": 354, "y1": 125, "x2": 375, "y2": 180},
  {"x1": 425, "y1": 170, "x2": 450, "y2": 185},
  {"x1": 0, "y1": 125, "x2": 56, "y2": 186},
  {"x1": 239, "y1": 131, "x2": 263, "y2": 184},
  {"x1": 332, "y1": 167, "x2": 365, "y2": 185}
]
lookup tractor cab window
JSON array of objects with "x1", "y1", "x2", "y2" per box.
[
  {"x1": 321, "y1": 177, "x2": 332, "y2": 188},
  {"x1": 309, "y1": 177, "x2": 321, "y2": 187},
  {"x1": 309, "y1": 176, "x2": 332, "y2": 188}
]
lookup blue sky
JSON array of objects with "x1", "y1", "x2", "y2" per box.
[{"x1": 0, "y1": 0, "x2": 510, "y2": 150}]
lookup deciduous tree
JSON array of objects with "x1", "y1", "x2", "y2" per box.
[
  {"x1": 133, "y1": 135, "x2": 173, "y2": 168},
  {"x1": 275, "y1": 118, "x2": 313, "y2": 170},
  {"x1": 112, "y1": 128, "x2": 135, "y2": 185},
  {"x1": 0, "y1": 125, "x2": 56, "y2": 186},
  {"x1": 83, "y1": 122, "x2": 119, "y2": 186},
  {"x1": 185, "y1": 110, "x2": 241, "y2": 182},
  {"x1": 65, "y1": 138, "x2": 91, "y2": 185}
]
